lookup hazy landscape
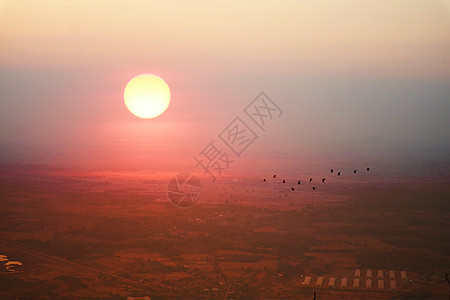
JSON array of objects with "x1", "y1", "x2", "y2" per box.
[
  {"x1": 0, "y1": 153, "x2": 448, "y2": 299},
  {"x1": 1, "y1": 1, "x2": 449, "y2": 299}
]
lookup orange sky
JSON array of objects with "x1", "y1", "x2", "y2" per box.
[
  {"x1": 0, "y1": 1, "x2": 449, "y2": 172},
  {"x1": 1, "y1": 1, "x2": 449, "y2": 75}
]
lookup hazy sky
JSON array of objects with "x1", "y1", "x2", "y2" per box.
[{"x1": 0, "y1": 1, "x2": 449, "y2": 171}]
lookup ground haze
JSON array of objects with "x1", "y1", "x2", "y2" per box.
[{"x1": 0, "y1": 158, "x2": 448, "y2": 299}]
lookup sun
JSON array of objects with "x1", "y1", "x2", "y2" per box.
[{"x1": 124, "y1": 74, "x2": 171, "y2": 119}]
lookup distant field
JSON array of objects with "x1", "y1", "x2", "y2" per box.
[{"x1": 0, "y1": 163, "x2": 449, "y2": 299}]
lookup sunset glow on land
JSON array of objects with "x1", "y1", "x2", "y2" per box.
[{"x1": 124, "y1": 74, "x2": 171, "y2": 119}]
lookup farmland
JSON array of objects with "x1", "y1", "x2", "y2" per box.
[{"x1": 0, "y1": 164, "x2": 449, "y2": 299}]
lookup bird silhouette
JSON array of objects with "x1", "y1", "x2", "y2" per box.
[
  {"x1": 366, "y1": 168, "x2": 370, "y2": 171},
  {"x1": 322, "y1": 178, "x2": 325, "y2": 183},
  {"x1": 282, "y1": 179, "x2": 286, "y2": 183},
  {"x1": 297, "y1": 180, "x2": 301, "y2": 185},
  {"x1": 312, "y1": 187, "x2": 316, "y2": 190},
  {"x1": 291, "y1": 187, "x2": 294, "y2": 191},
  {"x1": 263, "y1": 178, "x2": 266, "y2": 182},
  {"x1": 309, "y1": 178, "x2": 312, "y2": 183},
  {"x1": 354, "y1": 170, "x2": 357, "y2": 174},
  {"x1": 338, "y1": 172, "x2": 341, "y2": 176},
  {"x1": 330, "y1": 169, "x2": 334, "y2": 173},
  {"x1": 273, "y1": 174, "x2": 277, "y2": 178}
]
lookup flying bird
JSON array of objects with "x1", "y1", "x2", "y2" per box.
[
  {"x1": 330, "y1": 169, "x2": 334, "y2": 173},
  {"x1": 338, "y1": 172, "x2": 341, "y2": 176},
  {"x1": 366, "y1": 168, "x2": 370, "y2": 171},
  {"x1": 354, "y1": 170, "x2": 357, "y2": 174},
  {"x1": 297, "y1": 180, "x2": 301, "y2": 185},
  {"x1": 309, "y1": 178, "x2": 312, "y2": 183},
  {"x1": 291, "y1": 187, "x2": 295, "y2": 191},
  {"x1": 273, "y1": 174, "x2": 277, "y2": 178},
  {"x1": 263, "y1": 178, "x2": 266, "y2": 182},
  {"x1": 312, "y1": 187, "x2": 316, "y2": 190},
  {"x1": 322, "y1": 178, "x2": 325, "y2": 183},
  {"x1": 282, "y1": 179, "x2": 286, "y2": 183}
]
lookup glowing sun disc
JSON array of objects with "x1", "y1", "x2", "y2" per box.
[{"x1": 124, "y1": 74, "x2": 171, "y2": 119}]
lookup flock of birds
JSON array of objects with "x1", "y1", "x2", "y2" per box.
[{"x1": 262, "y1": 168, "x2": 371, "y2": 191}]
